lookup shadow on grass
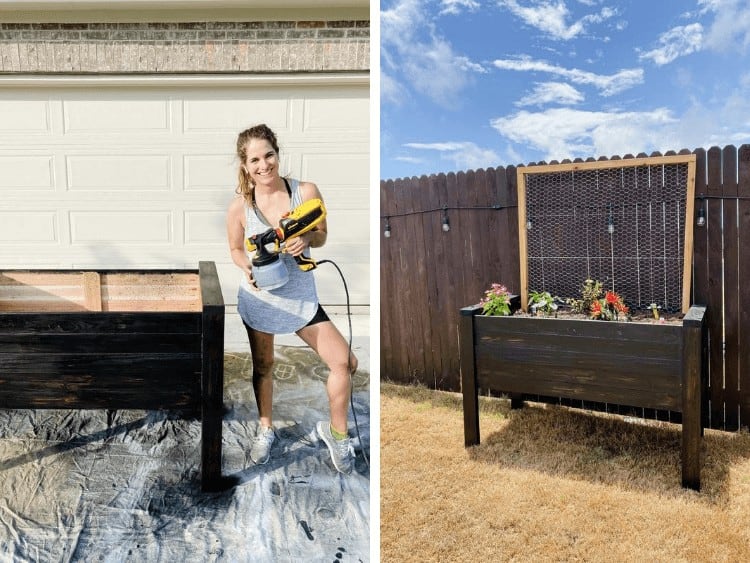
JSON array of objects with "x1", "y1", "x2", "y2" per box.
[{"x1": 382, "y1": 382, "x2": 750, "y2": 502}]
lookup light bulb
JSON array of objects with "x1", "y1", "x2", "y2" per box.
[{"x1": 697, "y1": 205, "x2": 706, "y2": 227}]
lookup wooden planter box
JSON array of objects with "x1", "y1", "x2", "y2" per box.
[
  {"x1": 0, "y1": 261, "x2": 225, "y2": 492},
  {"x1": 459, "y1": 303, "x2": 707, "y2": 490}
]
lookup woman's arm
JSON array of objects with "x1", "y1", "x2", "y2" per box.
[{"x1": 226, "y1": 196, "x2": 256, "y2": 287}]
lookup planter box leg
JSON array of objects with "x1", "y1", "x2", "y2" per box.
[
  {"x1": 510, "y1": 393, "x2": 524, "y2": 409},
  {"x1": 681, "y1": 307, "x2": 705, "y2": 490},
  {"x1": 200, "y1": 262, "x2": 225, "y2": 492},
  {"x1": 460, "y1": 308, "x2": 480, "y2": 447}
]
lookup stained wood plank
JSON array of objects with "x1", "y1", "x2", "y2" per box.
[
  {"x1": 0, "y1": 312, "x2": 201, "y2": 334},
  {"x1": 379, "y1": 179, "x2": 396, "y2": 380},
  {"x1": 201, "y1": 260, "x2": 225, "y2": 492},
  {"x1": 738, "y1": 144, "x2": 750, "y2": 429},
  {"x1": 706, "y1": 146, "x2": 724, "y2": 428},
  {"x1": 460, "y1": 306, "x2": 480, "y2": 446},
  {"x1": 0, "y1": 333, "x2": 201, "y2": 354},
  {"x1": 722, "y1": 146, "x2": 739, "y2": 430}
]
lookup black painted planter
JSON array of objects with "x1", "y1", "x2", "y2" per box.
[
  {"x1": 459, "y1": 303, "x2": 707, "y2": 490},
  {"x1": 0, "y1": 261, "x2": 225, "y2": 491}
]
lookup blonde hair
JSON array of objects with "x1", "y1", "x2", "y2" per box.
[{"x1": 235, "y1": 124, "x2": 280, "y2": 204}]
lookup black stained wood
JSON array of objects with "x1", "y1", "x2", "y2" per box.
[
  {"x1": 199, "y1": 261, "x2": 225, "y2": 492},
  {"x1": 0, "y1": 262, "x2": 225, "y2": 492},
  {"x1": 459, "y1": 306, "x2": 480, "y2": 446},
  {"x1": 461, "y1": 305, "x2": 706, "y2": 489},
  {"x1": 682, "y1": 305, "x2": 706, "y2": 489}
]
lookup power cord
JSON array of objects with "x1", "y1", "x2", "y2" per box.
[{"x1": 317, "y1": 259, "x2": 370, "y2": 470}]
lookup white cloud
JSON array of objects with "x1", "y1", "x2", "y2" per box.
[
  {"x1": 700, "y1": 0, "x2": 750, "y2": 53},
  {"x1": 381, "y1": 71, "x2": 409, "y2": 105},
  {"x1": 381, "y1": 0, "x2": 487, "y2": 107},
  {"x1": 638, "y1": 23, "x2": 703, "y2": 65},
  {"x1": 440, "y1": 0, "x2": 480, "y2": 15},
  {"x1": 516, "y1": 81, "x2": 584, "y2": 106},
  {"x1": 403, "y1": 141, "x2": 502, "y2": 171},
  {"x1": 496, "y1": 0, "x2": 617, "y2": 40},
  {"x1": 492, "y1": 56, "x2": 643, "y2": 96},
  {"x1": 490, "y1": 107, "x2": 677, "y2": 161}
]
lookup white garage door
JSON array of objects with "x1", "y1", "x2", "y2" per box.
[{"x1": 0, "y1": 76, "x2": 369, "y2": 308}]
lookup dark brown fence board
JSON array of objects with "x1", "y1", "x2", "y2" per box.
[
  {"x1": 422, "y1": 174, "x2": 445, "y2": 386},
  {"x1": 379, "y1": 180, "x2": 395, "y2": 379},
  {"x1": 706, "y1": 146, "x2": 724, "y2": 428},
  {"x1": 738, "y1": 144, "x2": 750, "y2": 429},
  {"x1": 722, "y1": 146, "x2": 740, "y2": 430}
]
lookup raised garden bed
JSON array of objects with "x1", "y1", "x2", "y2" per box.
[
  {"x1": 0, "y1": 261, "x2": 225, "y2": 491},
  {"x1": 460, "y1": 303, "x2": 706, "y2": 489}
]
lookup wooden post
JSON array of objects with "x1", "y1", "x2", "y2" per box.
[
  {"x1": 199, "y1": 261, "x2": 225, "y2": 491},
  {"x1": 460, "y1": 305, "x2": 481, "y2": 447},
  {"x1": 681, "y1": 305, "x2": 706, "y2": 490}
]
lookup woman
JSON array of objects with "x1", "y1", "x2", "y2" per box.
[{"x1": 226, "y1": 124, "x2": 358, "y2": 474}]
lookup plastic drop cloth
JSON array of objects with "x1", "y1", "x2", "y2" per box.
[{"x1": 0, "y1": 347, "x2": 370, "y2": 562}]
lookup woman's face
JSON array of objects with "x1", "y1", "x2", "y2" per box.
[{"x1": 243, "y1": 138, "x2": 280, "y2": 188}]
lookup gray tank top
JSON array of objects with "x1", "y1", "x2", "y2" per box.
[{"x1": 238, "y1": 178, "x2": 319, "y2": 334}]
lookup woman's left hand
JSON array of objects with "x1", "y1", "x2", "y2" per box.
[{"x1": 284, "y1": 233, "x2": 309, "y2": 257}]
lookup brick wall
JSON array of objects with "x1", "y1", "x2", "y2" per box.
[{"x1": 0, "y1": 21, "x2": 369, "y2": 73}]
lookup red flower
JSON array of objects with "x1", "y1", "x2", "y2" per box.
[
  {"x1": 605, "y1": 291, "x2": 619, "y2": 305},
  {"x1": 590, "y1": 300, "x2": 602, "y2": 318}
]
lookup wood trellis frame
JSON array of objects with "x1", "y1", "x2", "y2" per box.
[{"x1": 517, "y1": 154, "x2": 697, "y2": 313}]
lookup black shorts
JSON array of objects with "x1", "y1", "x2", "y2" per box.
[
  {"x1": 306, "y1": 303, "x2": 330, "y2": 326},
  {"x1": 242, "y1": 303, "x2": 329, "y2": 336}
]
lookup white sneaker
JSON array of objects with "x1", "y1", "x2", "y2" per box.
[
  {"x1": 316, "y1": 421, "x2": 354, "y2": 474},
  {"x1": 250, "y1": 425, "x2": 275, "y2": 465}
]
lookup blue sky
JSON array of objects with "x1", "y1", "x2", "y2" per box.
[{"x1": 380, "y1": 0, "x2": 750, "y2": 180}]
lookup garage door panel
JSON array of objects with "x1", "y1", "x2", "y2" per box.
[
  {"x1": 184, "y1": 210, "x2": 226, "y2": 244},
  {"x1": 183, "y1": 98, "x2": 290, "y2": 133},
  {"x1": 0, "y1": 156, "x2": 55, "y2": 190},
  {"x1": 70, "y1": 211, "x2": 172, "y2": 244},
  {"x1": 0, "y1": 211, "x2": 57, "y2": 242},
  {"x1": 67, "y1": 155, "x2": 172, "y2": 191},
  {"x1": 326, "y1": 210, "x2": 369, "y2": 241},
  {"x1": 184, "y1": 154, "x2": 236, "y2": 191},
  {"x1": 0, "y1": 99, "x2": 51, "y2": 134},
  {"x1": 63, "y1": 99, "x2": 171, "y2": 133},
  {"x1": 301, "y1": 153, "x2": 368, "y2": 190},
  {"x1": 303, "y1": 97, "x2": 368, "y2": 132}
]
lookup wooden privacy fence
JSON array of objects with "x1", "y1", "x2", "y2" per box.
[{"x1": 380, "y1": 145, "x2": 750, "y2": 431}]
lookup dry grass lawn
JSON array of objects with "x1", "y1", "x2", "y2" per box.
[{"x1": 381, "y1": 383, "x2": 750, "y2": 562}]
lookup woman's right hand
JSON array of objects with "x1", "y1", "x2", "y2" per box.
[{"x1": 243, "y1": 265, "x2": 259, "y2": 290}]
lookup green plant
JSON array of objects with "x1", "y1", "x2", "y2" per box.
[
  {"x1": 480, "y1": 283, "x2": 512, "y2": 316},
  {"x1": 567, "y1": 278, "x2": 602, "y2": 314},
  {"x1": 528, "y1": 290, "x2": 558, "y2": 316},
  {"x1": 567, "y1": 279, "x2": 630, "y2": 321}
]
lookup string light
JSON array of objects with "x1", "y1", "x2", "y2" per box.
[
  {"x1": 384, "y1": 217, "x2": 391, "y2": 238},
  {"x1": 607, "y1": 204, "x2": 615, "y2": 234}
]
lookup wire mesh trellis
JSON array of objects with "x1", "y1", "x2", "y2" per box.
[{"x1": 518, "y1": 155, "x2": 696, "y2": 313}]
